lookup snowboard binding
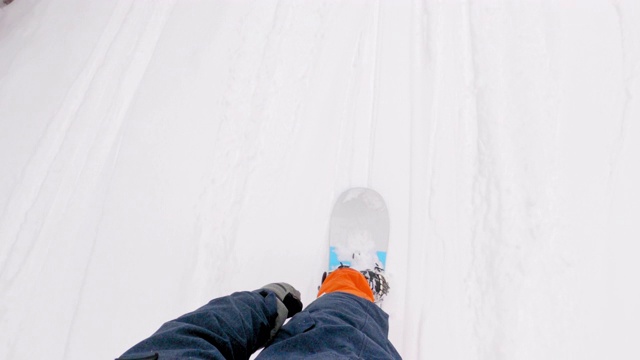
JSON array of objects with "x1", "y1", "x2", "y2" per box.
[{"x1": 360, "y1": 264, "x2": 390, "y2": 303}]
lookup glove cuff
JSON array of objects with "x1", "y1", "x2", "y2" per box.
[{"x1": 259, "y1": 283, "x2": 302, "y2": 317}]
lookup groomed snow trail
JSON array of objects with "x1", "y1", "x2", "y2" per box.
[{"x1": 1, "y1": 1, "x2": 640, "y2": 359}]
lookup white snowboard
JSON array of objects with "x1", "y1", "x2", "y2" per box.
[{"x1": 328, "y1": 188, "x2": 389, "y2": 272}]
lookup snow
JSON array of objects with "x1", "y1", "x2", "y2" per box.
[{"x1": 1, "y1": 0, "x2": 639, "y2": 359}]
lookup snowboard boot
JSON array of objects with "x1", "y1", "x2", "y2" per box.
[{"x1": 319, "y1": 263, "x2": 389, "y2": 304}]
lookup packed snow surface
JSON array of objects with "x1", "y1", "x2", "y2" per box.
[{"x1": 1, "y1": 1, "x2": 640, "y2": 359}]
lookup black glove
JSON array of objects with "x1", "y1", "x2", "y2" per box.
[{"x1": 258, "y1": 283, "x2": 303, "y2": 340}]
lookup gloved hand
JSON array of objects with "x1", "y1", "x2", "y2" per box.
[{"x1": 258, "y1": 283, "x2": 303, "y2": 340}]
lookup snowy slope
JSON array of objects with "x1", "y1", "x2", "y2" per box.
[{"x1": 1, "y1": 0, "x2": 639, "y2": 359}]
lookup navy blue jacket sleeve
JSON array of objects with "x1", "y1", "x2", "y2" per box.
[{"x1": 118, "y1": 290, "x2": 281, "y2": 360}]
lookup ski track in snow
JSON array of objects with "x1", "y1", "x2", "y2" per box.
[
  {"x1": 1, "y1": 1, "x2": 176, "y2": 358},
  {"x1": 1, "y1": 1, "x2": 640, "y2": 359}
]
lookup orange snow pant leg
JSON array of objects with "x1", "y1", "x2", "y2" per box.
[{"x1": 317, "y1": 267, "x2": 374, "y2": 303}]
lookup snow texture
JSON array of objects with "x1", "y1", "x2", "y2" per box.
[{"x1": 1, "y1": 0, "x2": 640, "y2": 359}]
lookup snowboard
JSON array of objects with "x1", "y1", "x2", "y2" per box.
[{"x1": 328, "y1": 187, "x2": 389, "y2": 272}]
